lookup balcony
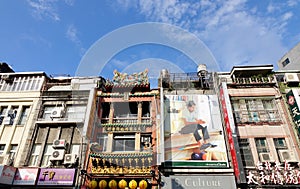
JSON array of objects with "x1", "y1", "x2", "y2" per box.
[
  {"x1": 231, "y1": 75, "x2": 276, "y2": 86},
  {"x1": 36, "y1": 117, "x2": 84, "y2": 123},
  {"x1": 101, "y1": 114, "x2": 152, "y2": 132},
  {"x1": 233, "y1": 110, "x2": 282, "y2": 125}
]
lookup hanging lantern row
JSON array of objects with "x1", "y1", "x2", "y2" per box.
[{"x1": 87, "y1": 179, "x2": 148, "y2": 189}]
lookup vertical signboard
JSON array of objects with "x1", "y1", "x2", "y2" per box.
[
  {"x1": 164, "y1": 94, "x2": 228, "y2": 167},
  {"x1": 286, "y1": 89, "x2": 300, "y2": 135},
  {"x1": 219, "y1": 83, "x2": 240, "y2": 181}
]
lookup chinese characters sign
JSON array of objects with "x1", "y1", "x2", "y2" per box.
[
  {"x1": 13, "y1": 168, "x2": 39, "y2": 185},
  {"x1": 286, "y1": 90, "x2": 300, "y2": 134},
  {"x1": 247, "y1": 161, "x2": 300, "y2": 185},
  {"x1": 37, "y1": 168, "x2": 76, "y2": 186},
  {"x1": 219, "y1": 84, "x2": 240, "y2": 179}
]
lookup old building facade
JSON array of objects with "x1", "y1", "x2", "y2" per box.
[{"x1": 84, "y1": 69, "x2": 159, "y2": 189}]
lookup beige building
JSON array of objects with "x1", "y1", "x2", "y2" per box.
[
  {"x1": 0, "y1": 71, "x2": 46, "y2": 167},
  {"x1": 219, "y1": 65, "x2": 300, "y2": 188}
]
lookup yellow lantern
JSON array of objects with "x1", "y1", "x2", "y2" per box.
[
  {"x1": 90, "y1": 180, "x2": 98, "y2": 189},
  {"x1": 129, "y1": 179, "x2": 137, "y2": 189},
  {"x1": 99, "y1": 180, "x2": 107, "y2": 189},
  {"x1": 118, "y1": 179, "x2": 127, "y2": 189},
  {"x1": 139, "y1": 180, "x2": 148, "y2": 189},
  {"x1": 109, "y1": 179, "x2": 117, "y2": 189}
]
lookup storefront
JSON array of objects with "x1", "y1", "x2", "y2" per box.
[
  {"x1": 10, "y1": 168, "x2": 77, "y2": 189},
  {"x1": 0, "y1": 165, "x2": 16, "y2": 188},
  {"x1": 161, "y1": 175, "x2": 236, "y2": 189}
]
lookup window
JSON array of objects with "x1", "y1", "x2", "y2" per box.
[
  {"x1": 96, "y1": 134, "x2": 108, "y2": 152},
  {"x1": 71, "y1": 144, "x2": 80, "y2": 154},
  {"x1": 41, "y1": 144, "x2": 54, "y2": 167},
  {"x1": 42, "y1": 106, "x2": 56, "y2": 120},
  {"x1": 7, "y1": 107, "x2": 18, "y2": 125},
  {"x1": 273, "y1": 138, "x2": 287, "y2": 150},
  {"x1": 113, "y1": 134, "x2": 135, "y2": 152},
  {"x1": 231, "y1": 98, "x2": 279, "y2": 124},
  {"x1": 8, "y1": 144, "x2": 17, "y2": 160},
  {"x1": 238, "y1": 138, "x2": 254, "y2": 166},
  {"x1": 29, "y1": 144, "x2": 41, "y2": 167},
  {"x1": 18, "y1": 106, "x2": 30, "y2": 125},
  {"x1": 0, "y1": 107, "x2": 8, "y2": 125},
  {"x1": 282, "y1": 58, "x2": 290, "y2": 67},
  {"x1": 0, "y1": 145, "x2": 5, "y2": 155},
  {"x1": 255, "y1": 138, "x2": 269, "y2": 153},
  {"x1": 65, "y1": 105, "x2": 86, "y2": 121}
]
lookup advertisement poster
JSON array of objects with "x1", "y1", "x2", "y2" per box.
[
  {"x1": 37, "y1": 168, "x2": 76, "y2": 186},
  {"x1": 0, "y1": 165, "x2": 16, "y2": 185},
  {"x1": 13, "y1": 168, "x2": 39, "y2": 185},
  {"x1": 164, "y1": 94, "x2": 228, "y2": 167}
]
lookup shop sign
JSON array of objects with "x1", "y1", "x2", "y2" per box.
[
  {"x1": 13, "y1": 168, "x2": 39, "y2": 185},
  {"x1": 162, "y1": 175, "x2": 236, "y2": 189},
  {"x1": 219, "y1": 83, "x2": 240, "y2": 179},
  {"x1": 0, "y1": 165, "x2": 16, "y2": 185},
  {"x1": 247, "y1": 161, "x2": 300, "y2": 185},
  {"x1": 286, "y1": 89, "x2": 300, "y2": 134},
  {"x1": 37, "y1": 168, "x2": 76, "y2": 186}
]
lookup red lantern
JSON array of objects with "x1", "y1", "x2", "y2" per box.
[
  {"x1": 109, "y1": 179, "x2": 117, "y2": 189},
  {"x1": 99, "y1": 180, "x2": 107, "y2": 189},
  {"x1": 129, "y1": 179, "x2": 137, "y2": 189},
  {"x1": 139, "y1": 180, "x2": 148, "y2": 189},
  {"x1": 118, "y1": 179, "x2": 127, "y2": 189},
  {"x1": 90, "y1": 180, "x2": 98, "y2": 189}
]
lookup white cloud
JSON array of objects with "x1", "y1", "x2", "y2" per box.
[
  {"x1": 27, "y1": 0, "x2": 60, "y2": 21},
  {"x1": 66, "y1": 24, "x2": 86, "y2": 56},
  {"x1": 27, "y1": 0, "x2": 74, "y2": 21},
  {"x1": 287, "y1": 0, "x2": 300, "y2": 7},
  {"x1": 114, "y1": 0, "x2": 298, "y2": 71}
]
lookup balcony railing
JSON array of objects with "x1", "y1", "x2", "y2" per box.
[
  {"x1": 37, "y1": 117, "x2": 84, "y2": 122},
  {"x1": 232, "y1": 76, "x2": 275, "y2": 85},
  {"x1": 233, "y1": 110, "x2": 282, "y2": 124}
]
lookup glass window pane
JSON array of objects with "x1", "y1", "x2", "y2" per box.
[{"x1": 18, "y1": 106, "x2": 30, "y2": 125}]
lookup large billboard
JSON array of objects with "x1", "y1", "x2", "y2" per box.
[{"x1": 163, "y1": 94, "x2": 228, "y2": 167}]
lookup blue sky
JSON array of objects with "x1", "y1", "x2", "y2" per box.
[{"x1": 1, "y1": 0, "x2": 300, "y2": 85}]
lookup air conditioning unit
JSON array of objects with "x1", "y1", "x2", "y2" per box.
[
  {"x1": 52, "y1": 139, "x2": 67, "y2": 149},
  {"x1": 285, "y1": 73, "x2": 299, "y2": 83},
  {"x1": 278, "y1": 150, "x2": 297, "y2": 162},
  {"x1": 63, "y1": 154, "x2": 77, "y2": 164},
  {"x1": 141, "y1": 136, "x2": 151, "y2": 143},
  {"x1": 50, "y1": 107, "x2": 64, "y2": 118},
  {"x1": 259, "y1": 153, "x2": 273, "y2": 162},
  {"x1": 2, "y1": 117, "x2": 12, "y2": 125},
  {"x1": 50, "y1": 149, "x2": 65, "y2": 161}
]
